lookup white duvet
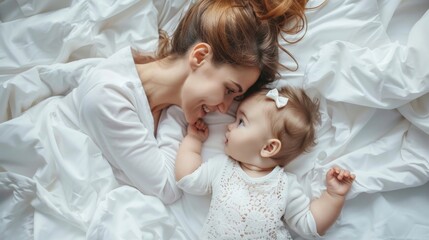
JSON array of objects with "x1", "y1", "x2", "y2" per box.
[{"x1": 1, "y1": 0, "x2": 429, "y2": 239}]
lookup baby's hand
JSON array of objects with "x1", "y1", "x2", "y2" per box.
[
  {"x1": 187, "y1": 119, "x2": 209, "y2": 142},
  {"x1": 325, "y1": 167, "x2": 355, "y2": 197}
]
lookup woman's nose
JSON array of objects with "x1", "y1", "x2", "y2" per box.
[
  {"x1": 217, "y1": 98, "x2": 233, "y2": 113},
  {"x1": 217, "y1": 103, "x2": 227, "y2": 113}
]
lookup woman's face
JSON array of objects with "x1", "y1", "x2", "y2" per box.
[{"x1": 181, "y1": 60, "x2": 260, "y2": 124}]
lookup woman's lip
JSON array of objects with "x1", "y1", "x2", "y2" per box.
[{"x1": 202, "y1": 104, "x2": 210, "y2": 113}]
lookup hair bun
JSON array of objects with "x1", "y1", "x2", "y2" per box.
[{"x1": 248, "y1": 0, "x2": 308, "y2": 35}]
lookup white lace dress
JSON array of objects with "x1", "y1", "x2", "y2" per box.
[{"x1": 177, "y1": 154, "x2": 320, "y2": 239}]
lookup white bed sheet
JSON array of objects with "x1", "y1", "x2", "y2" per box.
[{"x1": 1, "y1": 0, "x2": 429, "y2": 239}]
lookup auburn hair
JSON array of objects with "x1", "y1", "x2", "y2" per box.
[{"x1": 156, "y1": 0, "x2": 310, "y2": 96}]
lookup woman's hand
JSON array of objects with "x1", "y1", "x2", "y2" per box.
[{"x1": 187, "y1": 119, "x2": 209, "y2": 142}]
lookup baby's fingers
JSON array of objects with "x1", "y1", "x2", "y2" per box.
[
  {"x1": 195, "y1": 119, "x2": 207, "y2": 131},
  {"x1": 331, "y1": 167, "x2": 355, "y2": 182},
  {"x1": 345, "y1": 172, "x2": 356, "y2": 182}
]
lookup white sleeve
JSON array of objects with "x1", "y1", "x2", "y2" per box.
[
  {"x1": 79, "y1": 84, "x2": 182, "y2": 204},
  {"x1": 176, "y1": 155, "x2": 227, "y2": 196},
  {"x1": 156, "y1": 105, "x2": 187, "y2": 176},
  {"x1": 283, "y1": 173, "x2": 320, "y2": 239}
]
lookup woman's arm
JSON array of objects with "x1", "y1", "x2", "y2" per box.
[
  {"x1": 175, "y1": 119, "x2": 209, "y2": 181},
  {"x1": 79, "y1": 84, "x2": 186, "y2": 204}
]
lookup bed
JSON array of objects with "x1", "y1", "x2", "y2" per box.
[{"x1": 1, "y1": 0, "x2": 428, "y2": 239}]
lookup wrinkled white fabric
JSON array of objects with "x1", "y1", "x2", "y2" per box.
[
  {"x1": 1, "y1": 0, "x2": 429, "y2": 240},
  {"x1": 302, "y1": 6, "x2": 429, "y2": 197},
  {"x1": 0, "y1": 58, "x2": 101, "y2": 122},
  {"x1": 86, "y1": 186, "x2": 188, "y2": 240},
  {"x1": 304, "y1": 10, "x2": 429, "y2": 110},
  {"x1": 0, "y1": 0, "x2": 194, "y2": 74}
]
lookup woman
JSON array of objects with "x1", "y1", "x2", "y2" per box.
[{"x1": 0, "y1": 0, "x2": 308, "y2": 204}]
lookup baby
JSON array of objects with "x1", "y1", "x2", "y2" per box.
[{"x1": 175, "y1": 87, "x2": 355, "y2": 239}]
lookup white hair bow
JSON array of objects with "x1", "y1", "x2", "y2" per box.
[{"x1": 266, "y1": 88, "x2": 288, "y2": 108}]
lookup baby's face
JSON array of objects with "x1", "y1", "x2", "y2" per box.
[{"x1": 224, "y1": 96, "x2": 278, "y2": 170}]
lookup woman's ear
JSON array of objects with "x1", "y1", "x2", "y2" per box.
[
  {"x1": 189, "y1": 42, "x2": 211, "y2": 69},
  {"x1": 260, "y1": 139, "x2": 282, "y2": 158}
]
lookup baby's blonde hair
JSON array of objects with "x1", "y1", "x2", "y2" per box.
[{"x1": 250, "y1": 86, "x2": 321, "y2": 166}]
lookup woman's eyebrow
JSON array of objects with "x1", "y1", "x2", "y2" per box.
[{"x1": 232, "y1": 81, "x2": 243, "y2": 93}]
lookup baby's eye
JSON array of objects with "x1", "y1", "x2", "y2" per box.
[{"x1": 238, "y1": 119, "x2": 244, "y2": 127}]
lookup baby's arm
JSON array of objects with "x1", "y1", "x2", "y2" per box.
[
  {"x1": 310, "y1": 167, "x2": 355, "y2": 235},
  {"x1": 175, "y1": 119, "x2": 209, "y2": 181}
]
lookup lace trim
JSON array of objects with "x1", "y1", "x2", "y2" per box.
[{"x1": 201, "y1": 159, "x2": 292, "y2": 239}]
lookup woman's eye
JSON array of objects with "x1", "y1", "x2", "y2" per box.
[
  {"x1": 234, "y1": 95, "x2": 244, "y2": 101},
  {"x1": 226, "y1": 88, "x2": 235, "y2": 95}
]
